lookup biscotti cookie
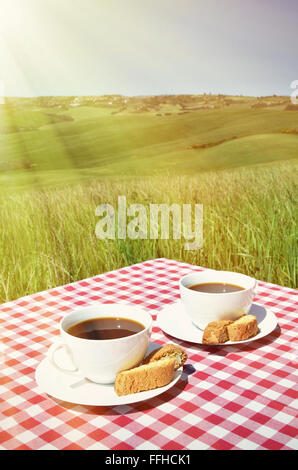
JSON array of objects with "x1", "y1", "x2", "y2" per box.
[
  {"x1": 227, "y1": 314, "x2": 258, "y2": 341},
  {"x1": 202, "y1": 320, "x2": 233, "y2": 344},
  {"x1": 142, "y1": 344, "x2": 187, "y2": 370},
  {"x1": 114, "y1": 358, "x2": 175, "y2": 396}
]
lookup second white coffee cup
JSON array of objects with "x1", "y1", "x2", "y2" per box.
[{"x1": 180, "y1": 270, "x2": 257, "y2": 330}]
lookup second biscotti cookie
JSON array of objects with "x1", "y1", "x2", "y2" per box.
[
  {"x1": 202, "y1": 320, "x2": 233, "y2": 344},
  {"x1": 114, "y1": 358, "x2": 176, "y2": 396},
  {"x1": 227, "y1": 314, "x2": 258, "y2": 341},
  {"x1": 142, "y1": 344, "x2": 187, "y2": 370}
]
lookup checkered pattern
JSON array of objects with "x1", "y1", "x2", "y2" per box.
[{"x1": 0, "y1": 258, "x2": 297, "y2": 450}]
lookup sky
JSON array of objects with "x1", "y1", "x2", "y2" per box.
[{"x1": 0, "y1": 0, "x2": 297, "y2": 97}]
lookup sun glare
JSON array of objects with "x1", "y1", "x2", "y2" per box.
[
  {"x1": 0, "y1": 0, "x2": 42, "y2": 43},
  {"x1": 0, "y1": 0, "x2": 24, "y2": 34}
]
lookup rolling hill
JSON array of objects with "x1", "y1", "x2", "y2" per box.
[{"x1": 0, "y1": 94, "x2": 297, "y2": 189}]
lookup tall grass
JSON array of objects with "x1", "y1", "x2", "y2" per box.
[{"x1": 0, "y1": 161, "x2": 297, "y2": 302}]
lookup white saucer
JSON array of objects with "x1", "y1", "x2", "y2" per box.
[
  {"x1": 35, "y1": 342, "x2": 182, "y2": 406},
  {"x1": 157, "y1": 302, "x2": 278, "y2": 345}
]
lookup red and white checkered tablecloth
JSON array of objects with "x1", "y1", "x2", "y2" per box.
[{"x1": 0, "y1": 258, "x2": 297, "y2": 450}]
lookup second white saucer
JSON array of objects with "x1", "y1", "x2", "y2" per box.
[{"x1": 157, "y1": 301, "x2": 277, "y2": 345}]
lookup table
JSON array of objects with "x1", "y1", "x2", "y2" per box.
[{"x1": 0, "y1": 258, "x2": 297, "y2": 450}]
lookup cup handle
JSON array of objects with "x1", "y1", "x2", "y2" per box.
[{"x1": 48, "y1": 340, "x2": 79, "y2": 374}]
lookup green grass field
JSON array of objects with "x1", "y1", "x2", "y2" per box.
[{"x1": 0, "y1": 94, "x2": 297, "y2": 301}]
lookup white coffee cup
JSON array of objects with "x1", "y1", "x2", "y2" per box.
[
  {"x1": 180, "y1": 270, "x2": 257, "y2": 330},
  {"x1": 47, "y1": 304, "x2": 152, "y2": 384}
]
